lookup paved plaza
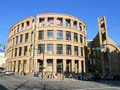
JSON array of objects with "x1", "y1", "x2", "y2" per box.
[{"x1": 0, "y1": 75, "x2": 120, "y2": 90}]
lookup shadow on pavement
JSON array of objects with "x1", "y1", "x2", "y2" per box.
[
  {"x1": 0, "y1": 84, "x2": 9, "y2": 90},
  {"x1": 92, "y1": 80, "x2": 120, "y2": 87}
]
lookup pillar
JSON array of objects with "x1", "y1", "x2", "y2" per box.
[
  {"x1": 15, "y1": 61, "x2": 18, "y2": 73},
  {"x1": 63, "y1": 18, "x2": 66, "y2": 27},
  {"x1": 20, "y1": 60, "x2": 23, "y2": 73},
  {"x1": 72, "y1": 60, "x2": 75, "y2": 72},
  {"x1": 34, "y1": 59, "x2": 38, "y2": 72},
  {"x1": 43, "y1": 59, "x2": 47, "y2": 72},
  {"x1": 63, "y1": 59, "x2": 66, "y2": 72},
  {"x1": 53, "y1": 59, "x2": 57, "y2": 73},
  {"x1": 79, "y1": 60, "x2": 82, "y2": 73}
]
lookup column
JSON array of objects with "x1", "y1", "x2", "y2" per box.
[
  {"x1": 72, "y1": 60, "x2": 75, "y2": 72},
  {"x1": 63, "y1": 18, "x2": 66, "y2": 27},
  {"x1": 24, "y1": 22, "x2": 27, "y2": 30},
  {"x1": 54, "y1": 44, "x2": 56, "y2": 55},
  {"x1": 53, "y1": 59, "x2": 57, "y2": 73},
  {"x1": 79, "y1": 47, "x2": 81, "y2": 57},
  {"x1": 63, "y1": 31, "x2": 66, "y2": 41},
  {"x1": 72, "y1": 45, "x2": 74, "y2": 56},
  {"x1": 20, "y1": 60, "x2": 23, "y2": 73},
  {"x1": 43, "y1": 59, "x2": 47, "y2": 72},
  {"x1": 78, "y1": 60, "x2": 82, "y2": 73},
  {"x1": 63, "y1": 44, "x2": 66, "y2": 55},
  {"x1": 10, "y1": 62, "x2": 12, "y2": 71},
  {"x1": 34, "y1": 59, "x2": 38, "y2": 72},
  {"x1": 12, "y1": 61, "x2": 14, "y2": 71},
  {"x1": 44, "y1": 29, "x2": 47, "y2": 40},
  {"x1": 15, "y1": 61, "x2": 18, "y2": 73},
  {"x1": 71, "y1": 32, "x2": 74, "y2": 42},
  {"x1": 63, "y1": 59, "x2": 66, "y2": 72},
  {"x1": 70, "y1": 20, "x2": 73, "y2": 28},
  {"x1": 83, "y1": 61, "x2": 86, "y2": 73},
  {"x1": 54, "y1": 17, "x2": 57, "y2": 26}
]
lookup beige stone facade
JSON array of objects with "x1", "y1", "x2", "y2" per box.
[{"x1": 6, "y1": 13, "x2": 87, "y2": 76}]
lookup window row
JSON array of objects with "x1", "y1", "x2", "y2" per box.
[
  {"x1": 9, "y1": 19, "x2": 34, "y2": 37},
  {"x1": 38, "y1": 30, "x2": 84, "y2": 43},
  {"x1": 8, "y1": 44, "x2": 84, "y2": 58},
  {"x1": 38, "y1": 17, "x2": 85, "y2": 31},
  {"x1": 38, "y1": 44, "x2": 84, "y2": 56}
]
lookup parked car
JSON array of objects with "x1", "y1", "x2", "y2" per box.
[
  {"x1": 0, "y1": 70, "x2": 5, "y2": 75},
  {"x1": 5, "y1": 71, "x2": 14, "y2": 75}
]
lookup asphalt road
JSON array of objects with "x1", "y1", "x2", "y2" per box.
[{"x1": 0, "y1": 75, "x2": 120, "y2": 90}]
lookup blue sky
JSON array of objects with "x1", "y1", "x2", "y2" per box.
[{"x1": 0, "y1": 0, "x2": 120, "y2": 45}]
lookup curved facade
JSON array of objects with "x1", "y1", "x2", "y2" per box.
[{"x1": 6, "y1": 13, "x2": 87, "y2": 77}]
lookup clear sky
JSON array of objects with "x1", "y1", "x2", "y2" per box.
[{"x1": 0, "y1": 0, "x2": 120, "y2": 45}]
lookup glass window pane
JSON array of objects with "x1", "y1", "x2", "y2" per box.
[
  {"x1": 57, "y1": 44, "x2": 63, "y2": 54},
  {"x1": 80, "y1": 35, "x2": 83, "y2": 43},
  {"x1": 38, "y1": 30, "x2": 44, "y2": 40},
  {"x1": 66, "y1": 45, "x2": 71, "y2": 55},
  {"x1": 25, "y1": 33, "x2": 28, "y2": 42},
  {"x1": 16, "y1": 36, "x2": 18, "y2": 44},
  {"x1": 73, "y1": 21, "x2": 77, "y2": 30},
  {"x1": 39, "y1": 18, "x2": 45, "y2": 23},
  {"x1": 66, "y1": 31, "x2": 71, "y2": 40},
  {"x1": 57, "y1": 18, "x2": 63, "y2": 26},
  {"x1": 81, "y1": 47, "x2": 83, "y2": 56},
  {"x1": 57, "y1": 30, "x2": 63, "y2": 40},
  {"x1": 74, "y1": 46, "x2": 78, "y2": 56},
  {"x1": 47, "y1": 30, "x2": 54, "y2": 40},
  {"x1": 20, "y1": 35, "x2": 23, "y2": 43},
  {"x1": 74, "y1": 33, "x2": 78, "y2": 42},
  {"x1": 38, "y1": 44, "x2": 44, "y2": 54},
  {"x1": 48, "y1": 18, "x2": 54, "y2": 24},
  {"x1": 47, "y1": 44, "x2": 53, "y2": 54},
  {"x1": 66, "y1": 19, "x2": 70, "y2": 27}
]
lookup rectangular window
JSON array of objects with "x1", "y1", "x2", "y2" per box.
[
  {"x1": 38, "y1": 30, "x2": 44, "y2": 40},
  {"x1": 79, "y1": 24, "x2": 82, "y2": 31},
  {"x1": 57, "y1": 44, "x2": 63, "y2": 54},
  {"x1": 39, "y1": 18, "x2": 45, "y2": 23},
  {"x1": 57, "y1": 30, "x2": 63, "y2": 40},
  {"x1": 66, "y1": 31, "x2": 71, "y2": 40},
  {"x1": 48, "y1": 17, "x2": 54, "y2": 25},
  {"x1": 16, "y1": 36, "x2": 18, "y2": 44},
  {"x1": 66, "y1": 45, "x2": 71, "y2": 55},
  {"x1": 26, "y1": 21, "x2": 30, "y2": 26},
  {"x1": 80, "y1": 35, "x2": 83, "y2": 43},
  {"x1": 47, "y1": 44, "x2": 53, "y2": 54},
  {"x1": 25, "y1": 33, "x2": 29, "y2": 42},
  {"x1": 20, "y1": 34, "x2": 23, "y2": 43},
  {"x1": 74, "y1": 46, "x2": 78, "y2": 56},
  {"x1": 57, "y1": 18, "x2": 63, "y2": 26},
  {"x1": 73, "y1": 21, "x2": 77, "y2": 30},
  {"x1": 81, "y1": 47, "x2": 83, "y2": 56},
  {"x1": 24, "y1": 46, "x2": 27, "y2": 56},
  {"x1": 38, "y1": 44, "x2": 44, "y2": 54},
  {"x1": 21, "y1": 23, "x2": 24, "y2": 31},
  {"x1": 19, "y1": 47, "x2": 22, "y2": 56},
  {"x1": 15, "y1": 48, "x2": 17, "y2": 57},
  {"x1": 74, "y1": 33, "x2": 78, "y2": 42},
  {"x1": 66, "y1": 19, "x2": 70, "y2": 27},
  {"x1": 47, "y1": 30, "x2": 54, "y2": 40}
]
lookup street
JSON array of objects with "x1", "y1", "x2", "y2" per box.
[{"x1": 0, "y1": 75, "x2": 120, "y2": 90}]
